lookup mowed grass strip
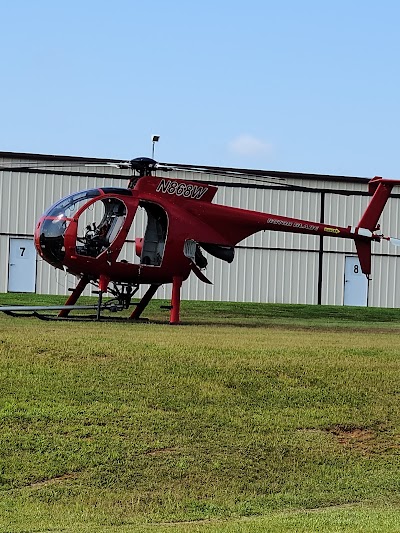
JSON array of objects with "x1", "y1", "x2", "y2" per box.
[{"x1": 0, "y1": 297, "x2": 399, "y2": 531}]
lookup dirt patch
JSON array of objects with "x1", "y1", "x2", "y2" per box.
[
  {"x1": 328, "y1": 425, "x2": 376, "y2": 446},
  {"x1": 300, "y1": 425, "x2": 399, "y2": 454},
  {"x1": 30, "y1": 472, "x2": 79, "y2": 489}
]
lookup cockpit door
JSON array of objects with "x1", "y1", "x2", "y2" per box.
[
  {"x1": 138, "y1": 201, "x2": 168, "y2": 266},
  {"x1": 75, "y1": 197, "x2": 129, "y2": 258},
  {"x1": 63, "y1": 194, "x2": 138, "y2": 263}
]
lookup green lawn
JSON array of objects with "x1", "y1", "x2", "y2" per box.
[{"x1": 0, "y1": 295, "x2": 399, "y2": 532}]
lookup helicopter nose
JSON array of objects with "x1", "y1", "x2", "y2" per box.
[{"x1": 35, "y1": 215, "x2": 67, "y2": 268}]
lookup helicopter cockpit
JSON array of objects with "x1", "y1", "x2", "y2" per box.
[
  {"x1": 37, "y1": 188, "x2": 129, "y2": 268},
  {"x1": 36, "y1": 185, "x2": 172, "y2": 274},
  {"x1": 75, "y1": 196, "x2": 127, "y2": 258},
  {"x1": 38, "y1": 189, "x2": 101, "y2": 267}
]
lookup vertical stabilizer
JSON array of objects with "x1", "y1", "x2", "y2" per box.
[
  {"x1": 354, "y1": 240, "x2": 372, "y2": 275},
  {"x1": 358, "y1": 177, "x2": 394, "y2": 231},
  {"x1": 355, "y1": 177, "x2": 400, "y2": 275}
]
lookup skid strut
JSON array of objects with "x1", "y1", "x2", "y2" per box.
[
  {"x1": 170, "y1": 276, "x2": 183, "y2": 325},
  {"x1": 129, "y1": 284, "x2": 161, "y2": 320},
  {"x1": 58, "y1": 275, "x2": 90, "y2": 317},
  {"x1": 96, "y1": 275, "x2": 110, "y2": 321},
  {"x1": 57, "y1": 277, "x2": 184, "y2": 324}
]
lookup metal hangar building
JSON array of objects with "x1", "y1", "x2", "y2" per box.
[{"x1": 1, "y1": 150, "x2": 399, "y2": 308}]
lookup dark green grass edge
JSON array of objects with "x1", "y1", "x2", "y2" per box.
[{"x1": 2, "y1": 292, "x2": 400, "y2": 329}]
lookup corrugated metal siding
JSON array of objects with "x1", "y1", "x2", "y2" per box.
[
  {"x1": 321, "y1": 252, "x2": 346, "y2": 306},
  {"x1": 152, "y1": 248, "x2": 319, "y2": 305},
  {"x1": 1, "y1": 155, "x2": 400, "y2": 307},
  {"x1": 0, "y1": 236, "x2": 9, "y2": 293},
  {"x1": 369, "y1": 255, "x2": 400, "y2": 308}
]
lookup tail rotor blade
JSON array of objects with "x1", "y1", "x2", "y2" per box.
[{"x1": 388, "y1": 237, "x2": 400, "y2": 247}]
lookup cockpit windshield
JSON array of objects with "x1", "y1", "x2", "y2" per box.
[
  {"x1": 44, "y1": 189, "x2": 101, "y2": 219},
  {"x1": 38, "y1": 189, "x2": 101, "y2": 267}
]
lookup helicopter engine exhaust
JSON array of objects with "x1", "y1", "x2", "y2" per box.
[{"x1": 199, "y1": 243, "x2": 235, "y2": 263}]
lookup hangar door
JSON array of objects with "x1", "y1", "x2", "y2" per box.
[
  {"x1": 343, "y1": 256, "x2": 368, "y2": 306},
  {"x1": 8, "y1": 238, "x2": 37, "y2": 292}
]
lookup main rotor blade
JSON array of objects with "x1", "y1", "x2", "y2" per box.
[
  {"x1": 85, "y1": 162, "x2": 131, "y2": 169},
  {"x1": 0, "y1": 155, "x2": 368, "y2": 195},
  {"x1": 158, "y1": 162, "x2": 287, "y2": 184}
]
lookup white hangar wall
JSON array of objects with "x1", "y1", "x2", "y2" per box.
[{"x1": 1, "y1": 151, "x2": 400, "y2": 307}]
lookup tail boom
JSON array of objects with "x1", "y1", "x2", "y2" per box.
[
  {"x1": 256, "y1": 176, "x2": 400, "y2": 276},
  {"x1": 193, "y1": 177, "x2": 399, "y2": 278}
]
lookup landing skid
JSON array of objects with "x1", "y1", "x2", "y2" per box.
[
  {"x1": 0, "y1": 303, "x2": 128, "y2": 320},
  {"x1": 1, "y1": 277, "x2": 185, "y2": 324},
  {"x1": 0, "y1": 305, "x2": 98, "y2": 313},
  {"x1": 37, "y1": 314, "x2": 150, "y2": 323}
]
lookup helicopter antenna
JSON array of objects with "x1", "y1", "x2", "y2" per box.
[{"x1": 151, "y1": 134, "x2": 160, "y2": 159}]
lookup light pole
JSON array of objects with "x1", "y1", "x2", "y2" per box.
[{"x1": 151, "y1": 135, "x2": 160, "y2": 159}]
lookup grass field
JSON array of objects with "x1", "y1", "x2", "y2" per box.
[{"x1": 0, "y1": 294, "x2": 399, "y2": 532}]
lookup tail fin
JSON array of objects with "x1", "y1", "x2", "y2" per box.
[
  {"x1": 355, "y1": 177, "x2": 400, "y2": 275},
  {"x1": 355, "y1": 240, "x2": 372, "y2": 275},
  {"x1": 358, "y1": 177, "x2": 396, "y2": 231}
]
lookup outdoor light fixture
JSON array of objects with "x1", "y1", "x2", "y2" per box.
[{"x1": 151, "y1": 134, "x2": 160, "y2": 158}]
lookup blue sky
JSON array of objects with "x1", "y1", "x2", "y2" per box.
[{"x1": 1, "y1": 0, "x2": 399, "y2": 177}]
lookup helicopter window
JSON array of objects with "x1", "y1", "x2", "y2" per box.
[
  {"x1": 76, "y1": 197, "x2": 127, "y2": 257},
  {"x1": 99, "y1": 187, "x2": 132, "y2": 196},
  {"x1": 45, "y1": 189, "x2": 101, "y2": 218},
  {"x1": 139, "y1": 202, "x2": 168, "y2": 266},
  {"x1": 39, "y1": 217, "x2": 70, "y2": 266}
]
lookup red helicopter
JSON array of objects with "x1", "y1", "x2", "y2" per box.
[{"x1": 2, "y1": 157, "x2": 400, "y2": 324}]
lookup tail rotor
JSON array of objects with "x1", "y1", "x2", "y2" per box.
[{"x1": 383, "y1": 236, "x2": 400, "y2": 247}]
